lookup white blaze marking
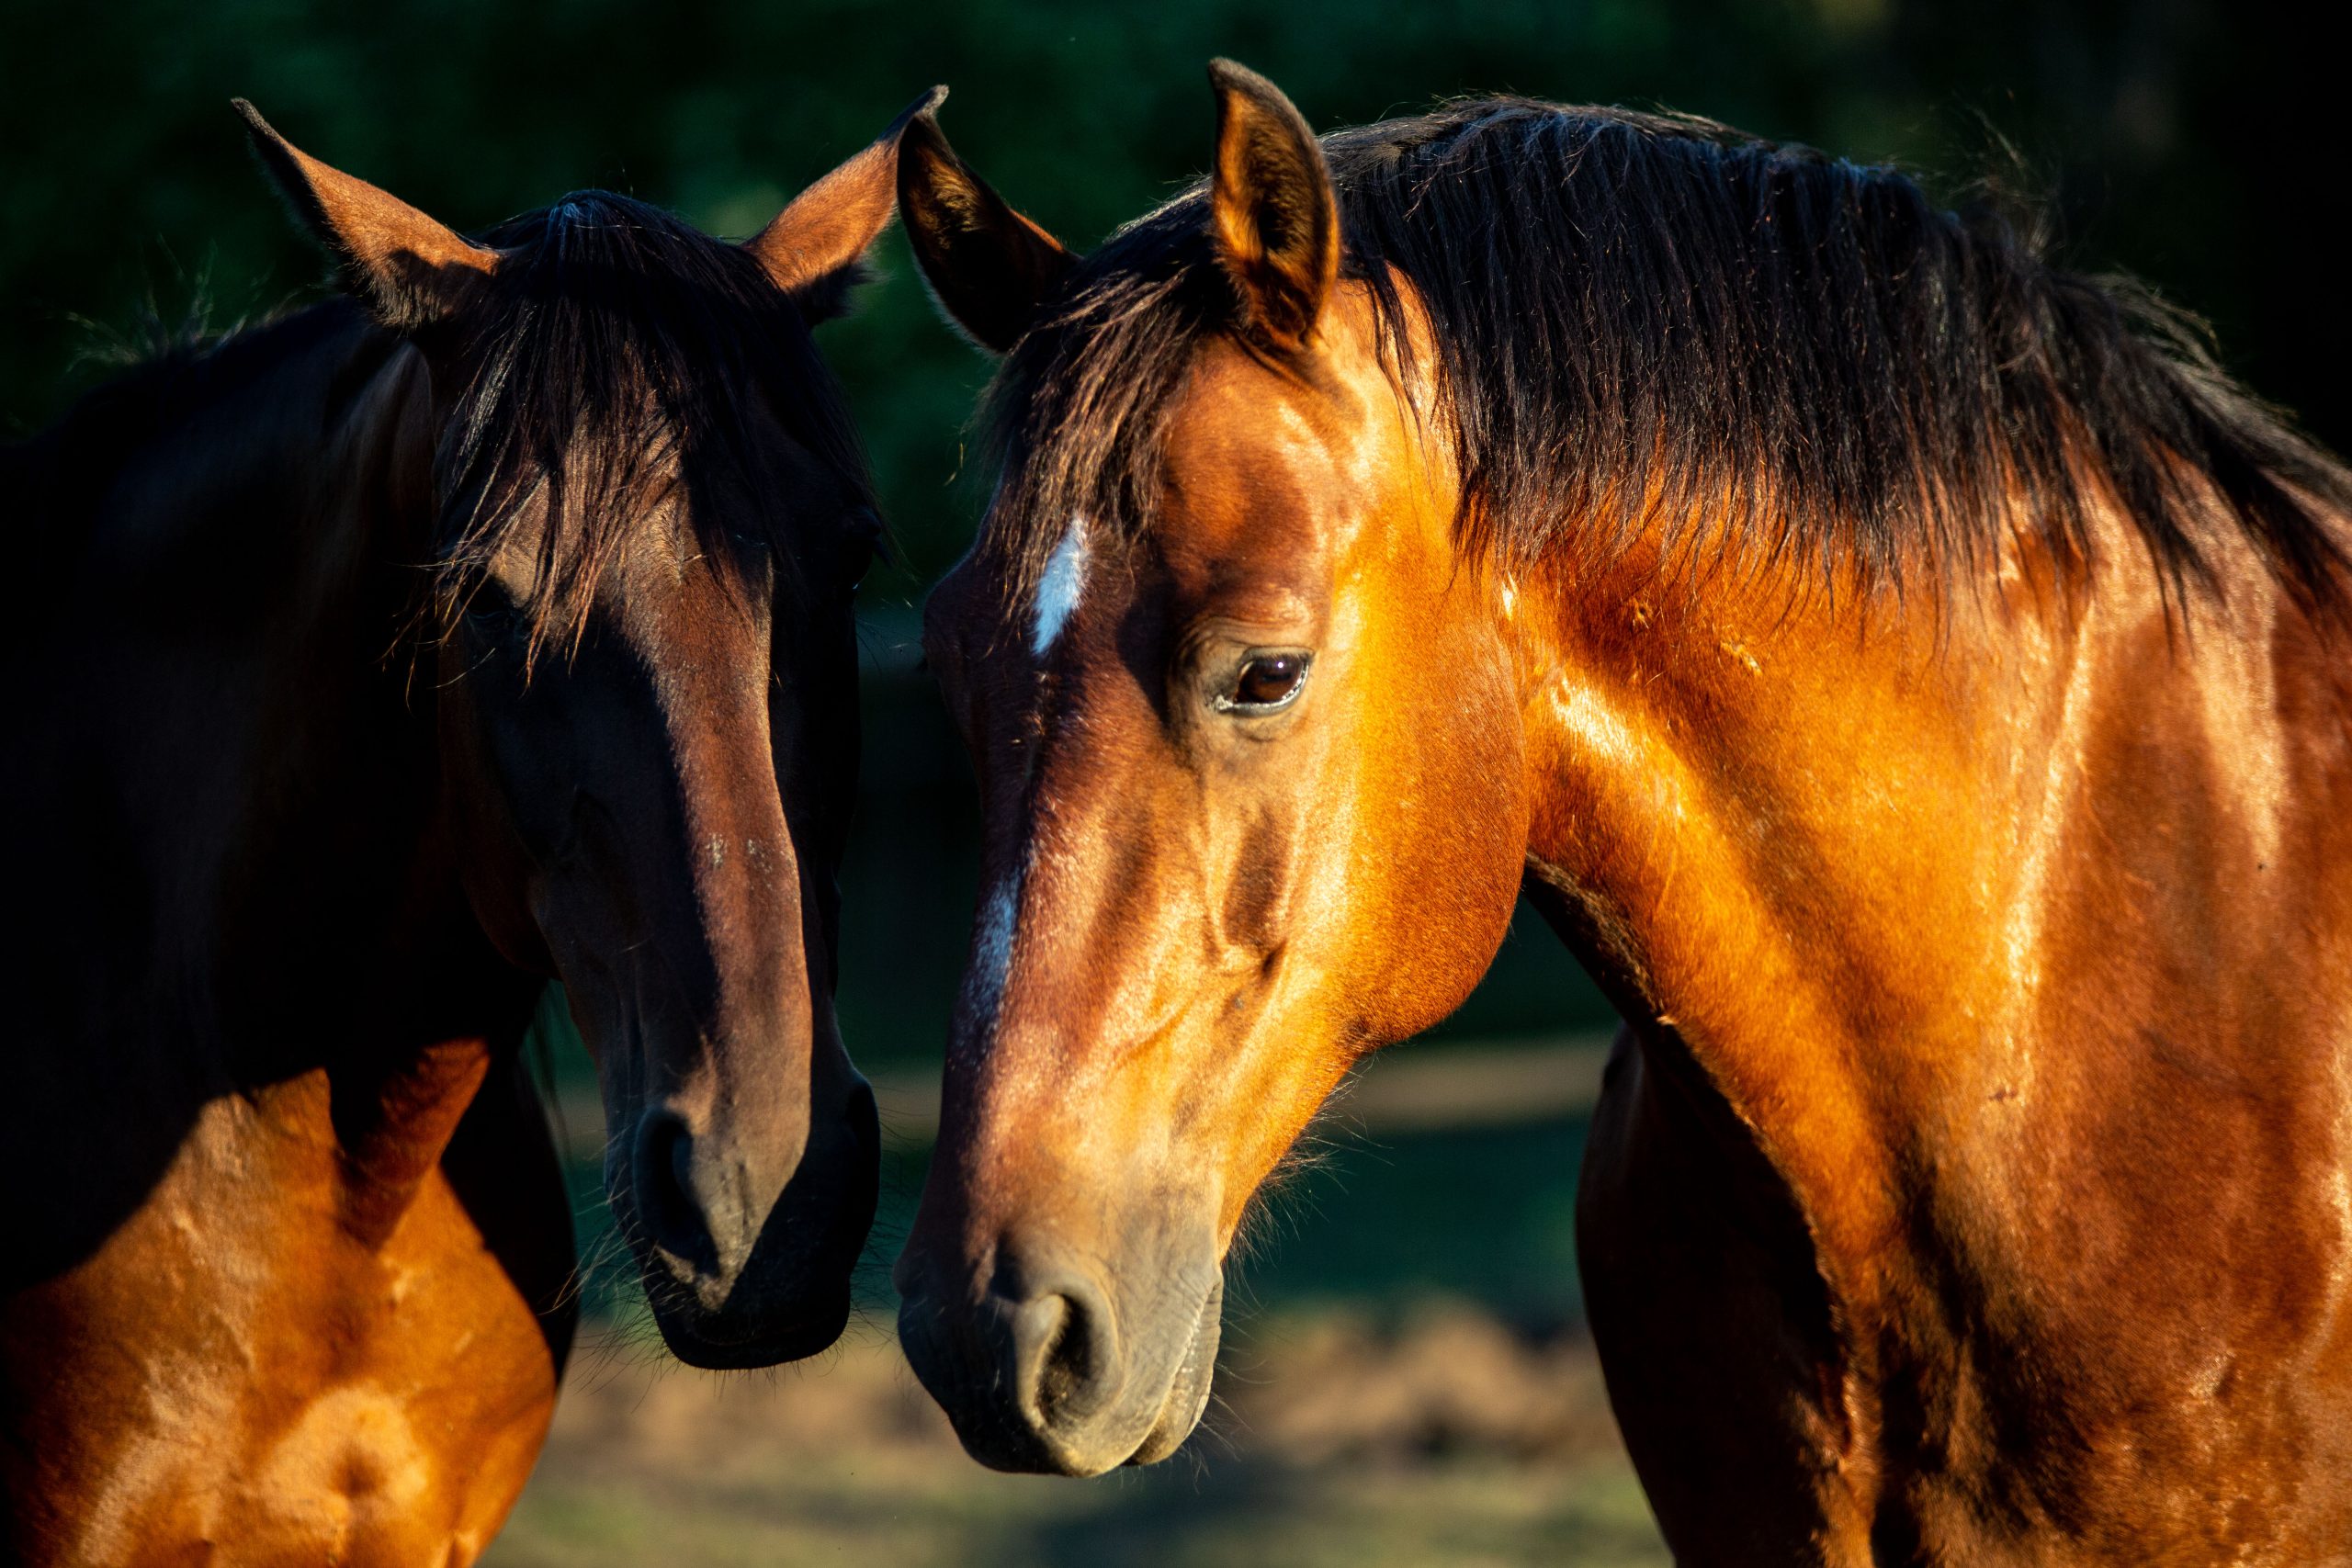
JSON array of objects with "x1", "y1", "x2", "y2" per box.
[
  {"x1": 1032, "y1": 518, "x2": 1091, "y2": 655},
  {"x1": 966, "y1": 870, "x2": 1023, "y2": 1038},
  {"x1": 967, "y1": 510, "x2": 1085, "y2": 1056}
]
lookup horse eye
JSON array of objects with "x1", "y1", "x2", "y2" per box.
[
  {"x1": 460, "y1": 593, "x2": 522, "y2": 643},
  {"x1": 1215, "y1": 650, "x2": 1312, "y2": 715}
]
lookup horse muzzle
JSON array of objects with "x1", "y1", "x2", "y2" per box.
[
  {"x1": 895, "y1": 1226, "x2": 1224, "y2": 1474},
  {"x1": 614, "y1": 1074, "x2": 880, "y2": 1368}
]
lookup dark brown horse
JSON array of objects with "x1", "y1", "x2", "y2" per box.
[
  {"x1": 889, "y1": 65, "x2": 2352, "y2": 1563},
  {"x1": 0, "y1": 93, "x2": 936, "y2": 1565}
]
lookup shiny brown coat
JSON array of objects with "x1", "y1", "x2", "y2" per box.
[{"x1": 890, "y1": 64, "x2": 2352, "y2": 1563}]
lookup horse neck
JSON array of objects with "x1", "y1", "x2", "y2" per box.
[
  {"x1": 21, "y1": 306, "x2": 519, "y2": 1087},
  {"x1": 1508, "y1": 506, "x2": 2352, "y2": 1278}
]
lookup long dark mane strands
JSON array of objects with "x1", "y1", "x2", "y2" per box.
[
  {"x1": 435, "y1": 191, "x2": 873, "y2": 650},
  {"x1": 983, "y1": 99, "x2": 2352, "y2": 616}
]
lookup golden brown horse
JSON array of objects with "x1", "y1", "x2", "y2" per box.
[
  {"x1": 889, "y1": 65, "x2": 2352, "y2": 1563},
  {"x1": 1, "y1": 93, "x2": 937, "y2": 1566}
]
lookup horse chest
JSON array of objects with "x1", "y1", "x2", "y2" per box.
[{"x1": 2, "y1": 1074, "x2": 560, "y2": 1567}]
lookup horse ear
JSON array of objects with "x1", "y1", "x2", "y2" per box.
[
  {"x1": 1205, "y1": 60, "x2": 1339, "y2": 354},
  {"x1": 896, "y1": 108, "x2": 1075, "y2": 355},
  {"x1": 746, "y1": 85, "x2": 950, "y2": 323},
  {"x1": 233, "y1": 100, "x2": 496, "y2": 330}
]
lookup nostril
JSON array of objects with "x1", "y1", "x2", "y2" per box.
[
  {"x1": 1032, "y1": 1294, "x2": 1097, "y2": 1424},
  {"x1": 631, "y1": 1110, "x2": 714, "y2": 1273},
  {"x1": 1004, "y1": 1267, "x2": 1118, "y2": 1429}
]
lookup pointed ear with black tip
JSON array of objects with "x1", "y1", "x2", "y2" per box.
[
  {"x1": 1205, "y1": 60, "x2": 1340, "y2": 355},
  {"x1": 895, "y1": 109, "x2": 1075, "y2": 355},
  {"x1": 234, "y1": 99, "x2": 497, "y2": 330},
  {"x1": 745, "y1": 85, "x2": 950, "y2": 324}
]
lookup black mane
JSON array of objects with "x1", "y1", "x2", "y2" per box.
[
  {"x1": 440, "y1": 190, "x2": 872, "y2": 643},
  {"x1": 983, "y1": 99, "x2": 2351, "y2": 615},
  {"x1": 9, "y1": 191, "x2": 873, "y2": 649}
]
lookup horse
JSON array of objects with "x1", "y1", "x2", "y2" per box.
[
  {"x1": 0, "y1": 89, "x2": 938, "y2": 1566},
  {"x1": 886, "y1": 62, "x2": 2352, "y2": 1564}
]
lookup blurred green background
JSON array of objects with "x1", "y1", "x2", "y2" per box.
[{"x1": 3, "y1": 1, "x2": 2329, "y2": 1559}]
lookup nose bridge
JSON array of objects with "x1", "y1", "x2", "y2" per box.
[
  {"x1": 967, "y1": 742, "x2": 1190, "y2": 1062},
  {"x1": 679, "y1": 688, "x2": 805, "y2": 1009},
  {"x1": 610, "y1": 601, "x2": 886, "y2": 1334},
  {"x1": 639, "y1": 637, "x2": 834, "y2": 1134},
  {"x1": 577, "y1": 669, "x2": 810, "y2": 1303},
  {"x1": 922, "y1": 769, "x2": 1222, "y2": 1280}
]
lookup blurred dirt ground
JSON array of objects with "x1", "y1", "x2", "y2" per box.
[{"x1": 485, "y1": 1300, "x2": 1668, "y2": 1566}]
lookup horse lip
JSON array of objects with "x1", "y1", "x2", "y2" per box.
[
  {"x1": 632, "y1": 1213, "x2": 866, "y2": 1367},
  {"x1": 1123, "y1": 1274, "x2": 1225, "y2": 1466},
  {"x1": 650, "y1": 1289, "x2": 853, "y2": 1370}
]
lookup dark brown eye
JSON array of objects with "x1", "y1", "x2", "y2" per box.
[
  {"x1": 459, "y1": 590, "x2": 523, "y2": 648},
  {"x1": 1215, "y1": 650, "x2": 1312, "y2": 714}
]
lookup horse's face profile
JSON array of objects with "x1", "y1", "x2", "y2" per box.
[
  {"x1": 435, "y1": 372, "x2": 878, "y2": 1370},
  {"x1": 892, "y1": 71, "x2": 1528, "y2": 1472},
  {"x1": 242, "y1": 99, "x2": 933, "y2": 1366}
]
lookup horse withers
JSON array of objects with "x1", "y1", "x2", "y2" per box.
[
  {"x1": 0, "y1": 92, "x2": 938, "y2": 1565},
  {"x1": 890, "y1": 65, "x2": 2352, "y2": 1563}
]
